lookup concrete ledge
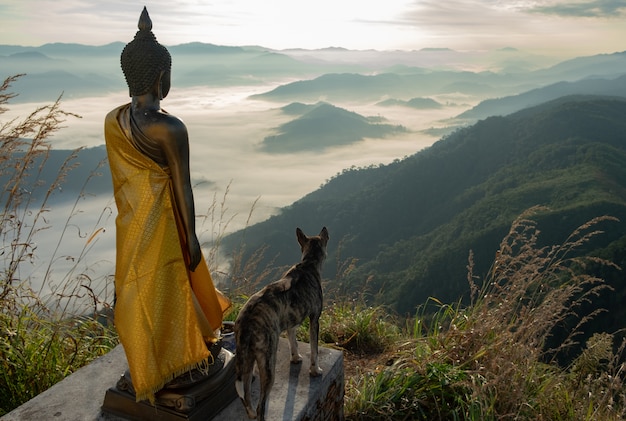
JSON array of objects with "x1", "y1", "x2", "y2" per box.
[
  {"x1": 1, "y1": 339, "x2": 344, "y2": 421},
  {"x1": 1, "y1": 345, "x2": 127, "y2": 421}
]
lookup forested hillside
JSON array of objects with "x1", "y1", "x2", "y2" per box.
[{"x1": 222, "y1": 95, "x2": 626, "y2": 336}]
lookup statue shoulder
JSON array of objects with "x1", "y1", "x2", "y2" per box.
[
  {"x1": 159, "y1": 112, "x2": 187, "y2": 138},
  {"x1": 150, "y1": 110, "x2": 187, "y2": 140},
  {"x1": 135, "y1": 109, "x2": 188, "y2": 144}
]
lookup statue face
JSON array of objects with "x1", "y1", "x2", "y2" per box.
[{"x1": 160, "y1": 70, "x2": 171, "y2": 99}]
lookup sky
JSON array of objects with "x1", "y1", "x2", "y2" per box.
[{"x1": 1, "y1": 0, "x2": 625, "y2": 57}]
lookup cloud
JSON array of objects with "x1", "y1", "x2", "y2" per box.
[
  {"x1": 398, "y1": 0, "x2": 524, "y2": 27},
  {"x1": 527, "y1": 0, "x2": 626, "y2": 18},
  {"x1": 393, "y1": 0, "x2": 541, "y2": 49},
  {"x1": 4, "y1": 0, "x2": 626, "y2": 53},
  {"x1": 389, "y1": 0, "x2": 626, "y2": 53}
]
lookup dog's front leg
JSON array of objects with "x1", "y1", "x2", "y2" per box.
[
  {"x1": 309, "y1": 316, "x2": 323, "y2": 376},
  {"x1": 287, "y1": 327, "x2": 303, "y2": 363}
]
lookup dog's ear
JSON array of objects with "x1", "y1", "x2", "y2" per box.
[
  {"x1": 320, "y1": 227, "x2": 329, "y2": 243},
  {"x1": 296, "y1": 227, "x2": 307, "y2": 247}
]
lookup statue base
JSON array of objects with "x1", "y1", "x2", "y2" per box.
[{"x1": 101, "y1": 348, "x2": 237, "y2": 421}]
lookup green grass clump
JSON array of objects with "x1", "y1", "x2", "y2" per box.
[
  {"x1": 348, "y1": 358, "x2": 473, "y2": 420},
  {"x1": 315, "y1": 301, "x2": 400, "y2": 354},
  {"x1": 0, "y1": 306, "x2": 116, "y2": 414}
]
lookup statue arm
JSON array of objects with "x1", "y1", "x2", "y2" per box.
[{"x1": 158, "y1": 118, "x2": 202, "y2": 271}]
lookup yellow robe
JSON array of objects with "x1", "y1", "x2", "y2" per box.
[{"x1": 104, "y1": 104, "x2": 231, "y2": 403}]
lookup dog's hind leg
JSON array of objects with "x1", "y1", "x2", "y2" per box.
[
  {"x1": 255, "y1": 347, "x2": 277, "y2": 421},
  {"x1": 308, "y1": 315, "x2": 323, "y2": 376},
  {"x1": 287, "y1": 327, "x2": 303, "y2": 363}
]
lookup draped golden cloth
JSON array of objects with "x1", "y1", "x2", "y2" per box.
[{"x1": 104, "y1": 104, "x2": 231, "y2": 403}]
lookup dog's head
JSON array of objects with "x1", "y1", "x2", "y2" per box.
[{"x1": 296, "y1": 227, "x2": 329, "y2": 261}]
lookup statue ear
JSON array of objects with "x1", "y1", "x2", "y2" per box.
[{"x1": 157, "y1": 70, "x2": 171, "y2": 100}]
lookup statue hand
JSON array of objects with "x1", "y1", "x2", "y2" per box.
[{"x1": 188, "y1": 234, "x2": 201, "y2": 272}]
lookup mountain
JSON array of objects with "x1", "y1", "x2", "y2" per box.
[
  {"x1": 260, "y1": 102, "x2": 407, "y2": 153},
  {"x1": 276, "y1": 46, "x2": 558, "y2": 73},
  {"x1": 532, "y1": 51, "x2": 626, "y2": 82},
  {"x1": 172, "y1": 48, "x2": 330, "y2": 87},
  {"x1": 248, "y1": 71, "x2": 514, "y2": 102},
  {"x1": 377, "y1": 97, "x2": 443, "y2": 109},
  {"x1": 0, "y1": 52, "x2": 70, "y2": 78},
  {"x1": 221, "y1": 96, "x2": 626, "y2": 333},
  {"x1": 0, "y1": 146, "x2": 111, "y2": 205},
  {"x1": 457, "y1": 74, "x2": 626, "y2": 120},
  {"x1": 9, "y1": 70, "x2": 117, "y2": 102}
]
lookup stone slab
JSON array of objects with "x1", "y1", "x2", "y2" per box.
[
  {"x1": 1, "y1": 339, "x2": 344, "y2": 421},
  {"x1": 216, "y1": 339, "x2": 344, "y2": 421}
]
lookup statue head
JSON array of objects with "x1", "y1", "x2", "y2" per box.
[{"x1": 121, "y1": 7, "x2": 172, "y2": 98}]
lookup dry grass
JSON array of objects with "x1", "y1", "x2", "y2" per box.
[{"x1": 0, "y1": 75, "x2": 117, "y2": 415}]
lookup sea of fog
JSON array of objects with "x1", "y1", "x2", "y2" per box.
[{"x1": 7, "y1": 81, "x2": 473, "y2": 312}]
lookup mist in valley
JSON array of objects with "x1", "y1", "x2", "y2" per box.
[
  {"x1": 4, "y1": 74, "x2": 458, "y2": 303},
  {"x1": 3, "y1": 42, "x2": 626, "y2": 308}
]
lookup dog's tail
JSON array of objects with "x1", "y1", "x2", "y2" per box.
[
  {"x1": 234, "y1": 331, "x2": 257, "y2": 419},
  {"x1": 234, "y1": 375, "x2": 245, "y2": 399}
]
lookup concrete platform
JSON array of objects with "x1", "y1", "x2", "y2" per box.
[{"x1": 1, "y1": 339, "x2": 344, "y2": 421}]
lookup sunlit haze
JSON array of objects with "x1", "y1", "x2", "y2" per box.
[{"x1": 1, "y1": 0, "x2": 625, "y2": 57}]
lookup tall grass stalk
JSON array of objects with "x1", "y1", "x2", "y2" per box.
[{"x1": 195, "y1": 182, "x2": 280, "y2": 321}]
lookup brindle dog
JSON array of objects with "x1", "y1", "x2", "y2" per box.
[{"x1": 234, "y1": 227, "x2": 329, "y2": 420}]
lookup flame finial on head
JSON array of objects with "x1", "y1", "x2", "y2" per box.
[{"x1": 138, "y1": 6, "x2": 152, "y2": 32}]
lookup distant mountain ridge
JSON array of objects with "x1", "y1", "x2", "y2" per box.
[
  {"x1": 249, "y1": 71, "x2": 509, "y2": 102},
  {"x1": 0, "y1": 42, "x2": 354, "y2": 103},
  {"x1": 535, "y1": 51, "x2": 626, "y2": 81},
  {"x1": 457, "y1": 74, "x2": 626, "y2": 120},
  {"x1": 249, "y1": 57, "x2": 626, "y2": 104},
  {"x1": 2, "y1": 42, "x2": 625, "y2": 104}
]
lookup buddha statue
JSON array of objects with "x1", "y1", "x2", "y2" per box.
[{"x1": 102, "y1": 7, "x2": 234, "y2": 413}]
